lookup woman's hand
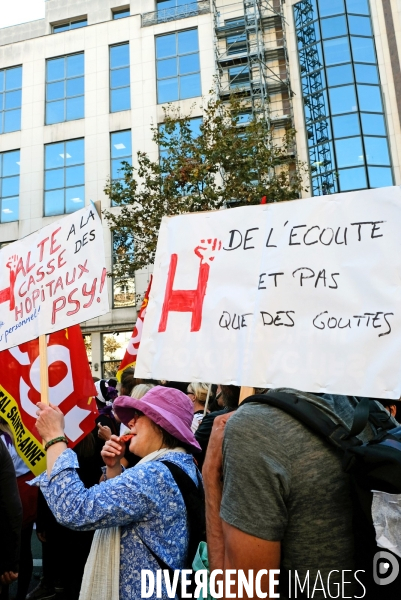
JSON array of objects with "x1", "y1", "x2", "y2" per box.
[
  {"x1": 36, "y1": 530, "x2": 47, "y2": 543},
  {"x1": 101, "y1": 435, "x2": 126, "y2": 469},
  {"x1": 97, "y1": 423, "x2": 112, "y2": 442},
  {"x1": 35, "y1": 402, "x2": 65, "y2": 443},
  {"x1": 0, "y1": 571, "x2": 18, "y2": 585}
]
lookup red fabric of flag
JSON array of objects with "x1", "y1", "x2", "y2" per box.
[
  {"x1": 0, "y1": 325, "x2": 97, "y2": 475},
  {"x1": 116, "y1": 276, "x2": 152, "y2": 381}
]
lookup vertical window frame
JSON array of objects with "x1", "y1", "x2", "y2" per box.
[
  {"x1": 0, "y1": 65, "x2": 22, "y2": 135},
  {"x1": 109, "y1": 43, "x2": 131, "y2": 113},
  {"x1": 0, "y1": 149, "x2": 20, "y2": 223},
  {"x1": 112, "y1": 8, "x2": 130, "y2": 19},
  {"x1": 112, "y1": 230, "x2": 136, "y2": 309},
  {"x1": 110, "y1": 130, "x2": 132, "y2": 184},
  {"x1": 45, "y1": 52, "x2": 85, "y2": 125},
  {"x1": 44, "y1": 138, "x2": 85, "y2": 217},
  {"x1": 52, "y1": 18, "x2": 88, "y2": 33},
  {"x1": 156, "y1": 29, "x2": 201, "y2": 104}
]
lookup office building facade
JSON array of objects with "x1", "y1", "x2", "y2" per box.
[{"x1": 1, "y1": 0, "x2": 400, "y2": 375}]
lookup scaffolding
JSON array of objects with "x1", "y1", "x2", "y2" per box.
[
  {"x1": 212, "y1": 0, "x2": 294, "y2": 136},
  {"x1": 293, "y1": 0, "x2": 336, "y2": 195}
]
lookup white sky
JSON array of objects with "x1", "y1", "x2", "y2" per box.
[{"x1": 0, "y1": 0, "x2": 45, "y2": 28}]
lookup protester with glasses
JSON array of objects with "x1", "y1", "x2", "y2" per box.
[{"x1": 31, "y1": 386, "x2": 202, "y2": 600}]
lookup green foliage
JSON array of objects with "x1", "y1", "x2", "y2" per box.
[{"x1": 104, "y1": 94, "x2": 308, "y2": 278}]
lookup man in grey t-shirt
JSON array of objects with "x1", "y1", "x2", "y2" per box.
[{"x1": 203, "y1": 388, "x2": 376, "y2": 600}]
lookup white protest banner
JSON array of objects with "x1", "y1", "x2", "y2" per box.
[
  {"x1": 0, "y1": 203, "x2": 109, "y2": 350},
  {"x1": 136, "y1": 186, "x2": 401, "y2": 399}
]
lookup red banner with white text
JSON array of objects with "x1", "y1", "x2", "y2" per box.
[{"x1": 0, "y1": 325, "x2": 97, "y2": 476}]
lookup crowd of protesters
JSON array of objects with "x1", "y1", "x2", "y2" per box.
[{"x1": 1, "y1": 369, "x2": 400, "y2": 600}]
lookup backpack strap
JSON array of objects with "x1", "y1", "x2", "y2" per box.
[
  {"x1": 161, "y1": 460, "x2": 205, "y2": 565},
  {"x1": 349, "y1": 397, "x2": 370, "y2": 437},
  {"x1": 353, "y1": 397, "x2": 397, "y2": 435},
  {"x1": 136, "y1": 538, "x2": 184, "y2": 600},
  {"x1": 161, "y1": 460, "x2": 203, "y2": 500},
  {"x1": 136, "y1": 460, "x2": 204, "y2": 599},
  {"x1": 240, "y1": 391, "x2": 363, "y2": 452}
]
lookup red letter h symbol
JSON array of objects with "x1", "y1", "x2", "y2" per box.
[
  {"x1": 158, "y1": 254, "x2": 210, "y2": 333},
  {"x1": 158, "y1": 238, "x2": 222, "y2": 333}
]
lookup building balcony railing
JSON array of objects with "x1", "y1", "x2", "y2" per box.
[{"x1": 142, "y1": 0, "x2": 210, "y2": 26}]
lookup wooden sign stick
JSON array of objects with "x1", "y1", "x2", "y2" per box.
[
  {"x1": 239, "y1": 386, "x2": 255, "y2": 405},
  {"x1": 203, "y1": 383, "x2": 212, "y2": 417},
  {"x1": 39, "y1": 334, "x2": 50, "y2": 406},
  {"x1": 94, "y1": 200, "x2": 102, "y2": 220}
]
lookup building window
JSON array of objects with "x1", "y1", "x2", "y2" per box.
[
  {"x1": 44, "y1": 139, "x2": 84, "y2": 216},
  {"x1": 83, "y1": 334, "x2": 92, "y2": 366},
  {"x1": 111, "y1": 130, "x2": 132, "y2": 206},
  {"x1": 0, "y1": 150, "x2": 19, "y2": 223},
  {"x1": 112, "y1": 230, "x2": 135, "y2": 308},
  {"x1": 102, "y1": 331, "x2": 132, "y2": 378},
  {"x1": 53, "y1": 19, "x2": 87, "y2": 33},
  {"x1": 225, "y1": 18, "x2": 247, "y2": 55},
  {"x1": 294, "y1": 0, "x2": 393, "y2": 195},
  {"x1": 113, "y1": 8, "x2": 130, "y2": 19},
  {"x1": 0, "y1": 66, "x2": 22, "y2": 134},
  {"x1": 159, "y1": 116, "x2": 202, "y2": 159},
  {"x1": 111, "y1": 130, "x2": 132, "y2": 183},
  {"x1": 142, "y1": 0, "x2": 210, "y2": 26},
  {"x1": 229, "y1": 66, "x2": 250, "y2": 89},
  {"x1": 156, "y1": 29, "x2": 201, "y2": 103},
  {"x1": 155, "y1": 0, "x2": 201, "y2": 15},
  {"x1": 156, "y1": 0, "x2": 186, "y2": 10},
  {"x1": 237, "y1": 110, "x2": 252, "y2": 124},
  {"x1": 46, "y1": 53, "x2": 84, "y2": 125},
  {"x1": 159, "y1": 117, "x2": 202, "y2": 195},
  {"x1": 110, "y1": 44, "x2": 131, "y2": 113}
]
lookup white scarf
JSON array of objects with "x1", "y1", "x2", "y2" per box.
[{"x1": 79, "y1": 447, "x2": 187, "y2": 600}]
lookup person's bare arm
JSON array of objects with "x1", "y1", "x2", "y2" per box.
[
  {"x1": 223, "y1": 520, "x2": 280, "y2": 598},
  {"x1": 35, "y1": 403, "x2": 66, "y2": 476},
  {"x1": 202, "y1": 413, "x2": 231, "y2": 571},
  {"x1": 203, "y1": 413, "x2": 281, "y2": 598}
]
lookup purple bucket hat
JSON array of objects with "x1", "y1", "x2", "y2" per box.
[{"x1": 113, "y1": 386, "x2": 201, "y2": 453}]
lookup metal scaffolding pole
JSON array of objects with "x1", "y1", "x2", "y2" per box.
[{"x1": 213, "y1": 0, "x2": 294, "y2": 131}]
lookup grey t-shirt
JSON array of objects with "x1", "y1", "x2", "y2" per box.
[{"x1": 221, "y1": 389, "x2": 378, "y2": 600}]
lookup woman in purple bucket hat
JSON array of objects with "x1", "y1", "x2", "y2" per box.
[{"x1": 31, "y1": 386, "x2": 203, "y2": 600}]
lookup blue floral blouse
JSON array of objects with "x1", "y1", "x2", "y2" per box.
[{"x1": 32, "y1": 449, "x2": 201, "y2": 599}]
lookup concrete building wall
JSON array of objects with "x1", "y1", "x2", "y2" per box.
[{"x1": 371, "y1": 0, "x2": 401, "y2": 183}]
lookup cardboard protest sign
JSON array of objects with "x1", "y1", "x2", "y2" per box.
[
  {"x1": 0, "y1": 204, "x2": 108, "y2": 351},
  {"x1": 0, "y1": 326, "x2": 97, "y2": 476},
  {"x1": 116, "y1": 276, "x2": 152, "y2": 381},
  {"x1": 136, "y1": 187, "x2": 401, "y2": 399}
]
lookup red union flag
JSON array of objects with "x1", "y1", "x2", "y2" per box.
[
  {"x1": 116, "y1": 277, "x2": 152, "y2": 381},
  {"x1": 0, "y1": 325, "x2": 97, "y2": 476}
]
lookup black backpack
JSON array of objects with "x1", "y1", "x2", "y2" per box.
[
  {"x1": 241, "y1": 391, "x2": 401, "y2": 600},
  {"x1": 139, "y1": 460, "x2": 205, "y2": 599}
]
